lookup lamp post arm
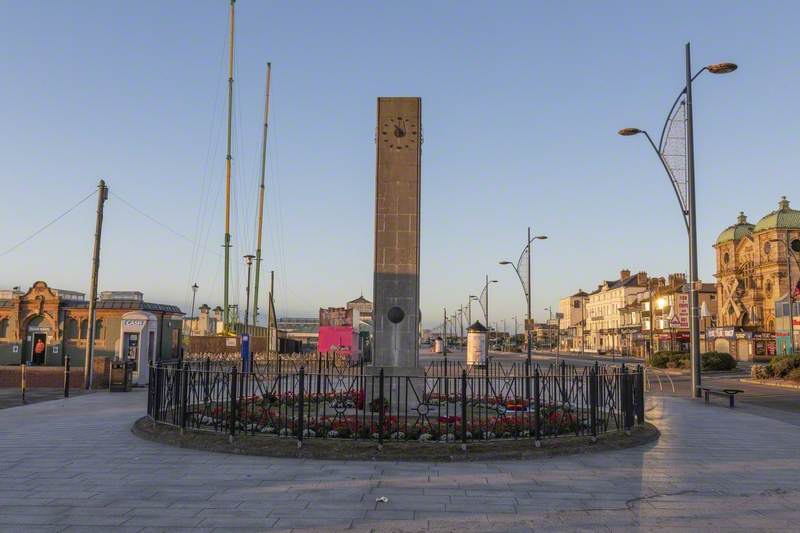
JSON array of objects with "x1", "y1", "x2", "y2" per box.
[
  {"x1": 657, "y1": 68, "x2": 706, "y2": 149},
  {"x1": 640, "y1": 130, "x2": 690, "y2": 234}
]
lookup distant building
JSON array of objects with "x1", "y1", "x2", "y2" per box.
[
  {"x1": 713, "y1": 198, "x2": 800, "y2": 359},
  {"x1": 559, "y1": 290, "x2": 588, "y2": 352},
  {"x1": 278, "y1": 317, "x2": 319, "y2": 352},
  {"x1": 0, "y1": 281, "x2": 183, "y2": 384},
  {"x1": 347, "y1": 295, "x2": 373, "y2": 323},
  {"x1": 585, "y1": 270, "x2": 649, "y2": 353},
  {"x1": 182, "y1": 305, "x2": 223, "y2": 336}
]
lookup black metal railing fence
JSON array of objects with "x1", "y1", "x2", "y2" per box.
[{"x1": 148, "y1": 360, "x2": 645, "y2": 445}]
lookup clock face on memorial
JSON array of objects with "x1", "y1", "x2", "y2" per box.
[{"x1": 380, "y1": 116, "x2": 418, "y2": 151}]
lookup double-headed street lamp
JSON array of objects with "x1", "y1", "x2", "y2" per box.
[
  {"x1": 618, "y1": 43, "x2": 737, "y2": 398},
  {"x1": 500, "y1": 229, "x2": 547, "y2": 370}
]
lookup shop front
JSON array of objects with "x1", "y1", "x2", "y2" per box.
[{"x1": 707, "y1": 327, "x2": 775, "y2": 361}]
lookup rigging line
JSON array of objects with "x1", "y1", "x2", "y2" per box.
[
  {"x1": 109, "y1": 192, "x2": 221, "y2": 257},
  {"x1": 0, "y1": 189, "x2": 96, "y2": 258},
  {"x1": 187, "y1": 27, "x2": 228, "y2": 299}
]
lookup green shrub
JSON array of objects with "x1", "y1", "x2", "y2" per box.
[
  {"x1": 650, "y1": 351, "x2": 689, "y2": 368},
  {"x1": 787, "y1": 368, "x2": 800, "y2": 383},
  {"x1": 767, "y1": 355, "x2": 800, "y2": 379},
  {"x1": 701, "y1": 352, "x2": 737, "y2": 371},
  {"x1": 751, "y1": 364, "x2": 770, "y2": 380}
]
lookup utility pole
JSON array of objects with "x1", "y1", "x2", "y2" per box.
[
  {"x1": 253, "y1": 62, "x2": 271, "y2": 325},
  {"x1": 527, "y1": 227, "x2": 533, "y2": 369},
  {"x1": 84, "y1": 179, "x2": 107, "y2": 389}
]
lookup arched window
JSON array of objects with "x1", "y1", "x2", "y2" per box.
[
  {"x1": 94, "y1": 319, "x2": 104, "y2": 340},
  {"x1": 0, "y1": 318, "x2": 8, "y2": 339},
  {"x1": 80, "y1": 319, "x2": 88, "y2": 339},
  {"x1": 65, "y1": 318, "x2": 79, "y2": 339}
]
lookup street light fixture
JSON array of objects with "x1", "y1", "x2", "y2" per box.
[
  {"x1": 190, "y1": 283, "x2": 199, "y2": 337},
  {"x1": 618, "y1": 43, "x2": 737, "y2": 398},
  {"x1": 243, "y1": 254, "x2": 256, "y2": 329},
  {"x1": 500, "y1": 229, "x2": 548, "y2": 394}
]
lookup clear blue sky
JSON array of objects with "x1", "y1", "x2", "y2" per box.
[{"x1": 1, "y1": 1, "x2": 798, "y2": 328}]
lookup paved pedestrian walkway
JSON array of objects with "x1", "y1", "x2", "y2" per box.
[{"x1": 1, "y1": 389, "x2": 799, "y2": 531}]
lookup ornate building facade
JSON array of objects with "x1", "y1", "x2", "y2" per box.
[
  {"x1": 0, "y1": 281, "x2": 183, "y2": 384},
  {"x1": 712, "y1": 197, "x2": 800, "y2": 359}
]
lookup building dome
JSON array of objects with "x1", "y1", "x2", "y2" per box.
[
  {"x1": 716, "y1": 212, "x2": 754, "y2": 245},
  {"x1": 753, "y1": 197, "x2": 800, "y2": 233}
]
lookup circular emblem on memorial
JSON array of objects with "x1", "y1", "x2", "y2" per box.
[{"x1": 387, "y1": 306, "x2": 405, "y2": 324}]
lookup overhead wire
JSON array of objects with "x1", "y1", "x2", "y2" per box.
[
  {"x1": 110, "y1": 192, "x2": 221, "y2": 257},
  {"x1": 0, "y1": 189, "x2": 96, "y2": 258}
]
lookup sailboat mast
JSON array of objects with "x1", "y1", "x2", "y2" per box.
[
  {"x1": 253, "y1": 62, "x2": 271, "y2": 325},
  {"x1": 223, "y1": 0, "x2": 235, "y2": 330}
]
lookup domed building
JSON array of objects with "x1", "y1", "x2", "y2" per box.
[{"x1": 712, "y1": 197, "x2": 800, "y2": 359}]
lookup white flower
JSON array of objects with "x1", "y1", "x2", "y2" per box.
[
  {"x1": 327, "y1": 430, "x2": 339, "y2": 438},
  {"x1": 440, "y1": 433, "x2": 456, "y2": 442},
  {"x1": 482, "y1": 432, "x2": 496, "y2": 440},
  {"x1": 260, "y1": 426, "x2": 275, "y2": 434},
  {"x1": 390, "y1": 432, "x2": 405, "y2": 440},
  {"x1": 278, "y1": 428, "x2": 292, "y2": 437},
  {"x1": 302, "y1": 429, "x2": 316, "y2": 438},
  {"x1": 419, "y1": 433, "x2": 433, "y2": 441}
]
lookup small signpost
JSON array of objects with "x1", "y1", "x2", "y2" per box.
[{"x1": 240, "y1": 334, "x2": 250, "y2": 373}]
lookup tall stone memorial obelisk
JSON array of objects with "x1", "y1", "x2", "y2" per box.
[{"x1": 373, "y1": 97, "x2": 421, "y2": 370}]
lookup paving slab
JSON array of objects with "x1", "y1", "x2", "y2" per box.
[{"x1": 1, "y1": 389, "x2": 800, "y2": 530}]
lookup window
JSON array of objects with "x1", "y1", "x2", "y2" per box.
[
  {"x1": 0, "y1": 318, "x2": 8, "y2": 339},
  {"x1": 80, "y1": 319, "x2": 88, "y2": 339},
  {"x1": 94, "y1": 319, "x2": 104, "y2": 340},
  {"x1": 65, "y1": 318, "x2": 78, "y2": 339},
  {"x1": 573, "y1": 300, "x2": 581, "y2": 308},
  {"x1": 724, "y1": 252, "x2": 730, "y2": 264},
  {"x1": 764, "y1": 242, "x2": 772, "y2": 255}
]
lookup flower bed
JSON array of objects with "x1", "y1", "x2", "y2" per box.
[{"x1": 186, "y1": 394, "x2": 583, "y2": 442}]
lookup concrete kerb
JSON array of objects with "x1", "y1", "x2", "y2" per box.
[{"x1": 132, "y1": 416, "x2": 659, "y2": 462}]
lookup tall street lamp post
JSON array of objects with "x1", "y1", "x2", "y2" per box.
[
  {"x1": 500, "y1": 229, "x2": 547, "y2": 370},
  {"x1": 243, "y1": 255, "x2": 255, "y2": 329},
  {"x1": 190, "y1": 283, "x2": 199, "y2": 336},
  {"x1": 619, "y1": 43, "x2": 737, "y2": 398}
]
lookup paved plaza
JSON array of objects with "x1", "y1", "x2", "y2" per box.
[{"x1": 1, "y1": 389, "x2": 800, "y2": 531}]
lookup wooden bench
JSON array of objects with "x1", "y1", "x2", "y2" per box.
[{"x1": 699, "y1": 387, "x2": 743, "y2": 408}]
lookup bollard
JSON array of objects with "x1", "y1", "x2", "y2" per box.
[
  {"x1": 64, "y1": 356, "x2": 71, "y2": 398},
  {"x1": 21, "y1": 364, "x2": 26, "y2": 405},
  {"x1": 636, "y1": 364, "x2": 645, "y2": 424}
]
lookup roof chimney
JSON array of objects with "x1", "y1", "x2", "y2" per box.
[
  {"x1": 620, "y1": 269, "x2": 631, "y2": 281},
  {"x1": 636, "y1": 272, "x2": 648, "y2": 285},
  {"x1": 779, "y1": 196, "x2": 790, "y2": 210},
  {"x1": 737, "y1": 211, "x2": 747, "y2": 224}
]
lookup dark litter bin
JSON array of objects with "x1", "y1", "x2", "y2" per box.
[{"x1": 109, "y1": 360, "x2": 132, "y2": 392}]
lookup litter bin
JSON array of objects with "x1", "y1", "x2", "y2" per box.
[{"x1": 109, "y1": 360, "x2": 132, "y2": 392}]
